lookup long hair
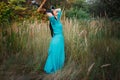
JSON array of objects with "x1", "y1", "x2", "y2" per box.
[
  {"x1": 48, "y1": 5, "x2": 55, "y2": 37},
  {"x1": 49, "y1": 22, "x2": 53, "y2": 37}
]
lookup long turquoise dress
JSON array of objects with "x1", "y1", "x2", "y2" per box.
[{"x1": 44, "y1": 11, "x2": 65, "y2": 74}]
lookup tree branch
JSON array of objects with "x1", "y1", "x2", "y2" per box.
[{"x1": 37, "y1": 0, "x2": 47, "y2": 12}]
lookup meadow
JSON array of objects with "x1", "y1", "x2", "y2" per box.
[{"x1": 0, "y1": 17, "x2": 120, "y2": 80}]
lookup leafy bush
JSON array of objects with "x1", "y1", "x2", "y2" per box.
[
  {"x1": 0, "y1": 2, "x2": 14, "y2": 24},
  {"x1": 0, "y1": 1, "x2": 26, "y2": 25},
  {"x1": 66, "y1": 8, "x2": 90, "y2": 19},
  {"x1": 0, "y1": 0, "x2": 44, "y2": 25},
  {"x1": 65, "y1": 0, "x2": 90, "y2": 19},
  {"x1": 88, "y1": 0, "x2": 120, "y2": 18}
]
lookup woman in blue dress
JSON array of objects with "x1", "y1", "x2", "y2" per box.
[{"x1": 44, "y1": 7, "x2": 65, "y2": 74}]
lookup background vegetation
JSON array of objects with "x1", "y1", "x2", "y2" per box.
[{"x1": 0, "y1": 0, "x2": 120, "y2": 80}]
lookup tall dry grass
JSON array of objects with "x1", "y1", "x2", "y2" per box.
[{"x1": 0, "y1": 17, "x2": 120, "y2": 80}]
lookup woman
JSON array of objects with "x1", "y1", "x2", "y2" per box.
[{"x1": 44, "y1": 7, "x2": 65, "y2": 74}]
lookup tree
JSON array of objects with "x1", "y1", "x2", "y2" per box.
[{"x1": 88, "y1": 0, "x2": 120, "y2": 18}]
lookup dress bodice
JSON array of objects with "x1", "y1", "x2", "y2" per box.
[{"x1": 48, "y1": 11, "x2": 63, "y2": 35}]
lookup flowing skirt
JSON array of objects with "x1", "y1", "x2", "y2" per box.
[{"x1": 44, "y1": 34, "x2": 65, "y2": 74}]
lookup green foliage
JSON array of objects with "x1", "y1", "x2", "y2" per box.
[
  {"x1": 8, "y1": 0, "x2": 26, "y2": 10},
  {"x1": 66, "y1": 8, "x2": 90, "y2": 19},
  {"x1": 0, "y1": 2, "x2": 14, "y2": 24},
  {"x1": 65, "y1": 0, "x2": 90, "y2": 19},
  {"x1": 0, "y1": 0, "x2": 27, "y2": 25},
  {"x1": 0, "y1": 0, "x2": 45, "y2": 25},
  {"x1": 88, "y1": 0, "x2": 120, "y2": 18},
  {"x1": 8, "y1": 0, "x2": 27, "y2": 11},
  {"x1": 66, "y1": 0, "x2": 90, "y2": 19},
  {"x1": 72, "y1": 0, "x2": 86, "y2": 8},
  {"x1": 8, "y1": 0, "x2": 25, "y2": 4}
]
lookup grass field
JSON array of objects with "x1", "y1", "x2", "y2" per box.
[{"x1": 0, "y1": 17, "x2": 120, "y2": 80}]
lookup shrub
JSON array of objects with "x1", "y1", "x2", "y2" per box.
[
  {"x1": 66, "y1": 8, "x2": 90, "y2": 19},
  {"x1": 65, "y1": 0, "x2": 90, "y2": 19},
  {"x1": 0, "y1": 2, "x2": 14, "y2": 24}
]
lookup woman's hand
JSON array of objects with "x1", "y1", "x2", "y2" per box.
[{"x1": 46, "y1": 8, "x2": 61, "y2": 17}]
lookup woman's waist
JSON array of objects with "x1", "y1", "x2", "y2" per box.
[
  {"x1": 54, "y1": 32, "x2": 63, "y2": 34},
  {"x1": 53, "y1": 32, "x2": 63, "y2": 36}
]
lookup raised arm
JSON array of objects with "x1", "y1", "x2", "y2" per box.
[
  {"x1": 46, "y1": 8, "x2": 62, "y2": 19},
  {"x1": 55, "y1": 8, "x2": 61, "y2": 12},
  {"x1": 56, "y1": 8, "x2": 62, "y2": 20}
]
